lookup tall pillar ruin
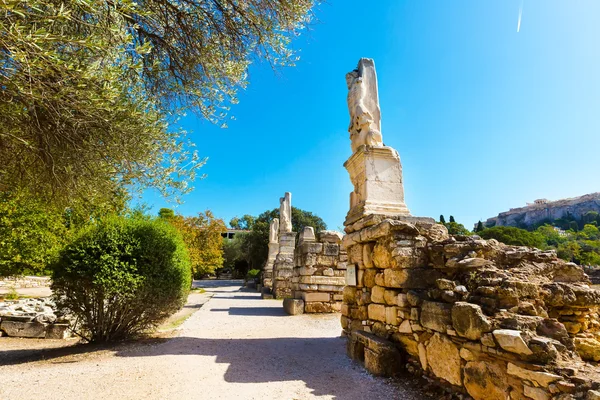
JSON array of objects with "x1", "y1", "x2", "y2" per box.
[
  {"x1": 272, "y1": 192, "x2": 296, "y2": 299},
  {"x1": 261, "y1": 218, "x2": 279, "y2": 298},
  {"x1": 340, "y1": 58, "x2": 600, "y2": 400}
]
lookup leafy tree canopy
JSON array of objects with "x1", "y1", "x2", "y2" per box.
[
  {"x1": 159, "y1": 209, "x2": 227, "y2": 278},
  {"x1": 1, "y1": 0, "x2": 315, "y2": 205},
  {"x1": 225, "y1": 207, "x2": 326, "y2": 272},
  {"x1": 478, "y1": 226, "x2": 545, "y2": 248}
]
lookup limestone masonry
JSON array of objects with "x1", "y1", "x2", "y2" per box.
[
  {"x1": 340, "y1": 58, "x2": 600, "y2": 399},
  {"x1": 484, "y1": 192, "x2": 600, "y2": 229},
  {"x1": 272, "y1": 192, "x2": 296, "y2": 299},
  {"x1": 283, "y1": 227, "x2": 347, "y2": 315}
]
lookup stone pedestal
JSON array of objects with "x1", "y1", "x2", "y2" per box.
[
  {"x1": 262, "y1": 242, "x2": 279, "y2": 290},
  {"x1": 344, "y1": 145, "x2": 410, "y2": 226},
  {"x1": 272, "y1": 231, "x2": 296, "y2": 299}
]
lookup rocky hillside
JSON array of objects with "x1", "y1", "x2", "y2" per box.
[{"x1": 485, "y1": 192, "x2": 600, "y2": 228}]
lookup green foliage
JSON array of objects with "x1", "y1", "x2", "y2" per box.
[
  {"x1": 478, "y1": 223, "x2": 600, "y2": 267},
  {"x1": 161, "y1": 210, "x2": 226, "y2": 279},
  {"x1": 246, "y1": 269, "x2": 261, "y2": 280},
  {"x1": 478, "y1": 226, "x2": 545, "y2": 248},
  {"x1": 439, "y1": 215, "x2": 446, "y2": 224},
  {"x1": 158, "y1": 208, "x2": 176, "y2": 219},
  {"x1": 226, "y1": 207, "x2": 327, "y2": 271},
  {"x1": 449, "y1": 216, "x2": 456, "y2": 223},
  {"x1": 445, "y1": 221, "x2": 472, "y2": 236},
  {"x1": 229, "y1": 215, "x2": 255, "y2": 230},
  {"x1": 0, "y1": 0, "x2": 315, "y2": 205},
  {"x1": 0, "y1": 191, "x2": 69, "y2": 277},
  {"x1": 51, "y1": 216, "x2": 191, "y2": 342},
  {"x1": 475, "y1": 221, "x2": 484, "y2": 232},
  {"x1": 4, "y1": 287, "x2": 19, "y2": 300}
]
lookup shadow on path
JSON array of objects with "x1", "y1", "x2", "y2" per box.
[{"x1": 0, "y1": 336, "x2": 430, "y2": 399}]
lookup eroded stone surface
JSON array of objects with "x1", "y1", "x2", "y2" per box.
[
  {"x1": 463, "y1": 361, "x2": 509, "y2": 400},
  {"x1": 426, "y1": 333, "x2": 461, "y2": 386}
]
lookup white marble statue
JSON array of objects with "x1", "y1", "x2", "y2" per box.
[
  {"x1": 269, "y1": 218, "x2": 280, "y2": 243},
  {"x1": 279, "y1": 192, "x2": 292, "y2": 233},
  {"x1": 346, "y1": 58, "x2": 384, "y2": 153}
]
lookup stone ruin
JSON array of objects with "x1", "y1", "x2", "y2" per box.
[
  {"x1": 272, "y1": 192, "x2": 296, "y2": 299},
  {"x1": 283, "y1": 227, "x2": 347, "y2": 315},
  {"x1": 340, "y1": 58, "x2": 600, "y2": 399},
  {"x1": 261, "y1": 192, "x2": 349, "y2": 310},
  {"x1": 261, "y1": 217, "x2": 279, "y2": 298},
  {"x1": 0, "y1": 297, "x2": 69, "y2": 339}
]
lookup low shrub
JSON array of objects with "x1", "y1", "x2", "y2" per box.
[
  {"x1": 51, "y1": 216, "x2": 191, "y2": 342},
  {"x1": 246, "y1": 269, "x2": 261, "y2": 281}
]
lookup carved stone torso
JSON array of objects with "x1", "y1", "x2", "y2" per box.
[
  {"x1": 279, "y1": 192, "x2": 292, "y2": 233},
  {"x1": 346, "y1": 58, "x2": 384, "y2": 153},
  {"x1": 269, "y1": 218, "x2": 279, "y2": 243}
]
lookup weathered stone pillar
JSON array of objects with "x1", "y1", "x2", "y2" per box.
[
  {"x1": 272, "y1": 231, "x2": 296, "y2": 299},
  {"x1": 272, "y1": 192, "x2": 295, "y2": 299},
  {"x1": 262, "y1": 218, "x2": 279, "y2": 297}
]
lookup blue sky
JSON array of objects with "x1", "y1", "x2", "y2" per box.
[{"x1": 142, "y1": 0, "x2": 600, "y2": 231}]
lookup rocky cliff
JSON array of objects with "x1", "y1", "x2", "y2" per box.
[{"x1": 484, "y1": 192, "x2": 600, "y2": 228}]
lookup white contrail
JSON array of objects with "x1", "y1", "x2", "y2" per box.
[{"x1": 517, "y1": 1, "x2": 523, "y2": 32}]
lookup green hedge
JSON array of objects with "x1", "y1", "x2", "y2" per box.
[{"x1": 51, "y1": 216, "x2": 191, "y2": 342}]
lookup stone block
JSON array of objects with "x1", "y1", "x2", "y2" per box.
[
  {"x1": 368, "y1": 304, "x2": 386, "y2": 322},
  {"x1": 492, "y1": 329, "x2": 533, "y2": 355},
  {"x1": 343, "y1": 286, "x2": 357, "y2": 304},
  {"x1": 384, "y1": 289, "x2": 400, "y2": 306},
  {"x1": 397, "y1": 335, "x2": 419, "y2": 357},
  {"x1": 283, "y1": 299, "x2": 304, "y2": 315},
  {"x1": 297, "y1": 266, "x2": 317, "y2": 276},
  {"x1": 575, "y1": 337, "x2": 600, "y2": 362},
  {"x1": 386, "y1": 306, "x2": 399, "y2": 326},
  {"x1": 363, "y1": 269, "x2": 377, "y2": 288},
  {"x1": 397, "y1": 293, "x2": 409, "y2": 307},
  {"x1": 398, "y1": 320, "x2": 412, "y2": 334},
  {"x1": 301, "y1": 292, "x2": 330, "y2": 302},
  {"x1": 46, "y1": 324, "x2": 70, "y2": 339},
  {"x1": 426, "y1": 333, "x2": 461, "y2": 386},
  {"x1": 371, "y1": 286, "x2": 385, "y2": 304},
  {"x1": 298, "y1": 284, "x2": 318, "y2": 291},
  {"x1": 341, "y1": 304, "x2": 350, "y2": 316},
  {"x1": 319, "y1": 230, "x2": 343, "y2": 243},
  {"x1": 354, "y1": 331, "x2": 402, "y2": 377},
  {"x1": 506, "y1": 363, "x2": 561, "y2": 386},
  {"x1": 363, "y1": 243, "x2": 375, "y2": 269},
  {"x1": 322, "y1": 268, "x2": 334, "y2": 276},
  {"x1": 323, "y1": 244, "x2": 340, "y2": 256},
  {"x1": 301, "y1": 242, "x2": 323, "y2": 255},
  {"x1": 299, "y1": 276, "x2": 345, "y2": 285},
  {"x1": 383, "y1": 268, "x2": 442, "y2": 289},
  {"x1": 420, "y1": 301, "x2": 452, "y2": 333},
  {"x1": 451, "y1": 302, "x2": 492, "y2": 340},
  {"x1": 317, "y1": 284, "x2": 344, "y2": 292},
  {"x1": 305, "y1": 302, "x2": 333, "y2": 313},
  {"x1": 0, "y1": 321, "x2": 46, "y2": 338},
  {"x1": 523, "y1": 386, "x2": 550, "y2": 400},
  {"x1": 588, "y1": 391, "x2": 600, "y2": 400},
  {"x1": 463, "y1": 361, "x2": 509, "y2": 400}
]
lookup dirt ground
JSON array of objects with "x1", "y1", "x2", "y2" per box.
[{"x1": 0, "y1": 281, "x2": 433, "y2": 400}]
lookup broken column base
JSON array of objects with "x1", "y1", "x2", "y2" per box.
[
  {"x1": 261, "y1": 287, "x2": 274, "y2": 299},
  {"x1": 347, "y1": 331, "x2": 403, "y2": 377},
  {"x1": 283, "y1": 298, "x2": 304, "y2": 315}
]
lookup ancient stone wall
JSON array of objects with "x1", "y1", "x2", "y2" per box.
[
  {"x1": 342, "y1": 214, "x2": 600, "y2": 399},
  {"x1": 283, "y1": 228, "x2": 347, "y2": 314}
]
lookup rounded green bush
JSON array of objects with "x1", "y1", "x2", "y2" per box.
[{"x1": 51, "y1": 216, "x2": 191, "y2": 342}]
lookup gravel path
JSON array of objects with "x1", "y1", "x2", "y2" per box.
[{"x1": 0, "y1": 282, "x2": 427, "y2": 399}]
